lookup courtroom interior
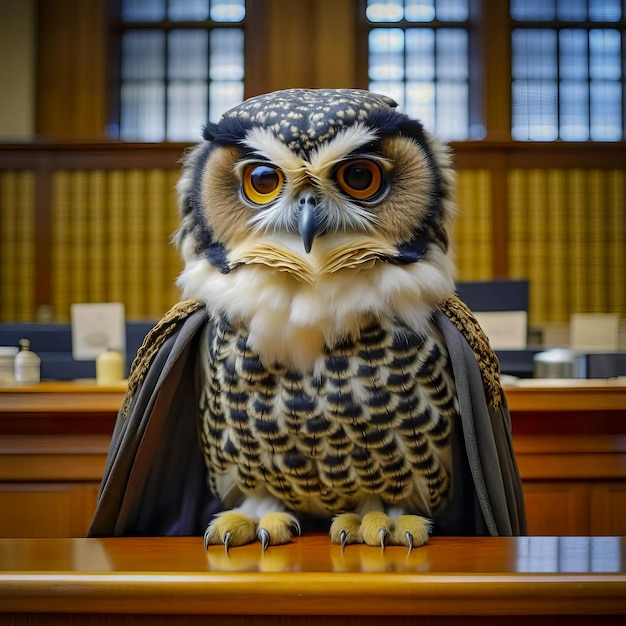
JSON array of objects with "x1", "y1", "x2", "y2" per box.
[{"x1": 0, "y1": 1, "x2": 625, "y2": 622}]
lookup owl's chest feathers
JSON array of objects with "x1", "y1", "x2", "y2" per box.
[{"x1": 198, "y1": 314, "x2": 458, "y2": 517}]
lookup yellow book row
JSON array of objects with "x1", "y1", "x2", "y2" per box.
[
  {"x1": 508, "y1": 168, "x2": 625, "y2": 325},
  {"x1": 454, "y1": 169, "x2": 493, "y2": 281},
  {"x1": 51, "y1": 169, "x2": 182, "y2": 322},
  {"x1": 0, "y1": 171, "x2": 36, "y2": 322}
]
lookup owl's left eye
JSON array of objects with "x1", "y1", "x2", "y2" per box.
[
  {"x1": 335, "y1": 159, "x2": 384, "y2": 202},
  {"x1": 242, "y1": 164, "x2": 284, "y2": 205}
]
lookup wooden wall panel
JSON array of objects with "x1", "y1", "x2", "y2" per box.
[
  {"x1": 591, "y1": 483, "x2": 626, "y2": 536},
  {"x1": 0, "y1": 484, "x2": 100, "y2": 538},
  {"x1": 522, "y1": 482, "x2": 590, "y2": 536},
  {"x1": 35, "y1": 0, "x2": 107, "y2": 139}
]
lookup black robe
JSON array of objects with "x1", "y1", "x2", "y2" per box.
[{"x1": 88, "y1": 300, "x2": 526, "y2": 538}]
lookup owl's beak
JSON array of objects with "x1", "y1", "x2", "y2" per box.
[{"x1": 296, "y1": 190, "x2": 321, "y2": 254}]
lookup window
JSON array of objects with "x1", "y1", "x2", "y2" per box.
[
  {"x1": 365, "y1": 0, "x2": 625, "y2": 142},
  {"x1": 364, "y1": 0, "x2": 479, "y2": 141},
  {"x1": 111, "y1": 0, "x2": 246, "y2": 142},
  {"x1": 511, "y1": 0, "x2": 624, "y2": 141}
]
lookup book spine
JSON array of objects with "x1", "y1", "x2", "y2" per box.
[
  {"x1": 88, "y1": 170, "x2": 107, "y2": 303},
  {"x1": 52, "y1": 171, "x2": 71, "y2": 322},
  {"x1": 567, "y1": 169, "x2": 586, "y2": 316},
  {"x1": 587, "y1": 169, "x2": 605, "y2": 313},
  {"x1": 145, "y1": 169, "x2": 166, "y2": 319},
  {"x1": 70, "y1": 170, "x2": 89, "y2": 308},
  {"x1": 17, "y1": 171, "x2": 36, "y2": 321},
  {"x1": 607, "y1": 170, "x2": 625, "y2": 317},
  {"x1": 0, "y1": 171, "x2": 17, "y2": 321},
  {"x1": 125, "y1": 169, "x2": 146, "y2": 319},
  {"x1": 546, "y1": 169, "x2": 567, "y2": 323},
  {"x1": 107, "y1": 170, "x2": 126, "y2": 306},
  {"x1": 476, "y1": 169, "x2": 493, "y2": 280},
  {"x1": 526, "y1": 169, "x2": 547, "y2": 325}
]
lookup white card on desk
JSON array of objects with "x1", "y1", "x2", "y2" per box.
[
  {"x1": 71, "y1": 302, "x2": 126, "y2": 360},
  {"x1": 473, "y1": 310, "x2": 528, "y2": 350},
  {"x1": 570, "y1": 313, "x2": 619, "y2": 353}
]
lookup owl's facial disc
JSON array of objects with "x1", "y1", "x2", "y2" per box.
[{"x1": 239, "y1": 153, "x2": 389, "y2": 254}]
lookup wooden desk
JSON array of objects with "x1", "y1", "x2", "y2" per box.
[
  {"x1": 0, "y1": 381, "x2": 125, "y2": 435},
  {"x1": 1, "y1": 380, "x2": 625, "y2": 538},
  {"x1": 1, "y1": 379, "x2": 625, "y2": 434},
  {"x1": 0, "y1": 536, "x2": 625, "y2": 625}
]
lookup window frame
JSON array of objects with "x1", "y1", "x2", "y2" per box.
[
  {"x1": 356, "y1": 0, "x2": 485, "y2": 141},
  {"x1": 509, "y1": 4, "x2": 626, "y2": 142},
  {"x1": 358, "y1": 0, "x2": 626, "y2": 142},
  {"x1": 107, "y1": 0, "x2": 267, "y2": 142}
]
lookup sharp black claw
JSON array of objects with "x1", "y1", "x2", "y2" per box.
[
  {"x1": 224, "y1": 531, "x2": 231, "y2": 556},
  {"x1": 405, "y1": 531, "x2": 413, "y2": 556},
  {"x1": 259, "y1": 528, "x2": 270, "y2": 553},
  {"x1": 379, "y1": 527, "x2": 388, "y2": 553},
  {"x1": 292, "y1": 519, "x2": 302, "y2": 536},
  {"x1": 339, "y1": 530, "x2": 348, "y2": 552},
  {"x1": 203, "y1": 530, "x2": 210, "y2": 551}
]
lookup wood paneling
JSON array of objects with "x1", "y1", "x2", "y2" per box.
[
  {"x1": 0, "y1": 484, "x2": 100, "y2": 538},
  {"x1": 522, "y1": 482, "x2": 590, "y2": 535},
  {"x1": 591, "y1": 483, "x2": 626, "y2": 536},
  {"x1": 35, "y1": 0, "x2": 107, "y2": 139}
]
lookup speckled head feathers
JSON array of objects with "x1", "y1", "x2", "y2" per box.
[{"x1": 204, "y1": 88, "x2": 399, "y2": 154}]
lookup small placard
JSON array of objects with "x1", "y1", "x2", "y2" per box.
[
  {"x1": 71, "y1": 303, "x2": 126, "y2": 360},
  {"x1": 570, "y1": 313, "x2": 620, "y2": 353},
  {"x1": 473, "y1": 311, "x2": 528, "y2": 350}
]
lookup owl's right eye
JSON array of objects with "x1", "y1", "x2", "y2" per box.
[{"x1": 242, "y1": 164, "x2": 284, "y2": 205}]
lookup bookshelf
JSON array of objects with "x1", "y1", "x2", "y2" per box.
[{"x1": 0, "y1": 142, "x2": 624, "y2": 328}]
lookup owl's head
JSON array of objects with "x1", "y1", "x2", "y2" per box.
[{"x1": 176, "y1": 89, "x2": 457, "y2": 367}]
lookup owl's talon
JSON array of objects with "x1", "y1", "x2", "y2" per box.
[
  {"x1": 339, "y1": 530, "x2": 348, "y2": 552},
  {"x1": 379, "y1": 527, "x2": 387, "y2": 552},
  {"x1": 292, "y1": 518, "x2": 302, "y2": 536},
  {"x1": 223, "y1": 531, "x2": 232, "y2": 555},
  {"x1": 258, "y1": 528, "x2": 270, "y2": 553},
  {"x1": 405, "y1": 531, "x2": 413, "y2": 555}
]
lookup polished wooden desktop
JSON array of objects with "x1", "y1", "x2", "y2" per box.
[{"x1": 0, "y1": 535, "x2": 625, "y2": 625}]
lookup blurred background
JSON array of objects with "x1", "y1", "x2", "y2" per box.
[{"x1": 0, "y1": 0, "x2": 624, "y2": 346}]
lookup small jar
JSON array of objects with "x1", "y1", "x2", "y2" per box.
[
  {"x1": 96, "y1": 349, "x2": 124, "y2": 385},
  {"x1": 14, "y1": 339, "x2": 41, "y2": 385}
]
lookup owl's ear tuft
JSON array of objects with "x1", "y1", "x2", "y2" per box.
[{"x1": 202, "y1": 123, "x2": 220, "y2": 141}]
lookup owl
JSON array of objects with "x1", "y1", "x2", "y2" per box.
[
  {"x1": 175, "y1": 88, "x2": 467, "y2": 552},
  {"x1": 88, "y1": 88, "x2": 525, "y2": 549}
]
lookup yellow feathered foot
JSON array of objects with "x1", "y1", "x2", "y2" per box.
[
  {"x1": 330, "y1": 512, "x2": 431, "y2": 554},
  {"x1": 204, "y1": 511, "x2": 300, "y2": 554}
]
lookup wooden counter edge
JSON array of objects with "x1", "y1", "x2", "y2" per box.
[{"x1": 0, "y1": 572, "x2": 625, "y2": 616}]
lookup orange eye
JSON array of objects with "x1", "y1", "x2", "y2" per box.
[
  {"x1": 242, "y1": 164, "x2": 284, "y2": 205},
  {"x1": 335, "y1": 159, "x2": 384, "y2": 201}
]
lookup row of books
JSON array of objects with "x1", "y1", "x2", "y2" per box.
[
  {"x1": 0, "y1": 171, "x2": 36, "y2": 322},
  {"x1": 453, "y1": 169, "x2": 494, "y2": 282},
  {"x1": 50, "y1": 169, "x2": 182, "y2": 323},
  {"x1": 0, "y1": 165, "x2": 624, "y2": 327},
  {"x1": 508, "y1": 168, "x2": 625, "y2": 325}
]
